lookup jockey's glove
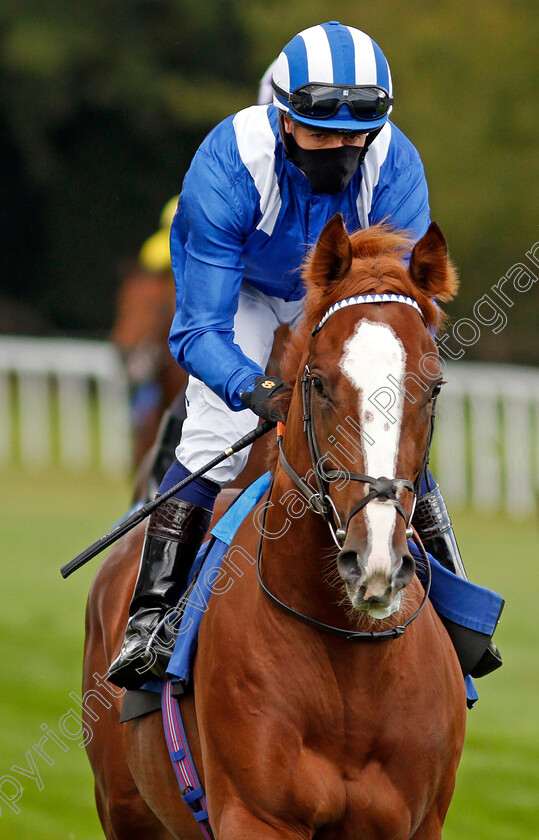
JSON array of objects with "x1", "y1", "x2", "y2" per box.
[{"x1": 240, "y1": 375, "x2": 291, "y2": 423}]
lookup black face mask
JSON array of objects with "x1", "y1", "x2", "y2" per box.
[{"x1": 285, "y1": 132, "x2": 366, "y2": 194}]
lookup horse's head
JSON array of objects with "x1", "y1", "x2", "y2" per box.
[{"x1": 278, "y1": 215, "x2": 458, "y2": 621}]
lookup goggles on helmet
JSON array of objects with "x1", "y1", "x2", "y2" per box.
[{"x1": 272, "y1": 81, "x2": 393, "y2": 122}]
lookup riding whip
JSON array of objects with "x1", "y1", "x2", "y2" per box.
[{"x1": 60, "y1": 420, "x2": 275, "y2": 579}]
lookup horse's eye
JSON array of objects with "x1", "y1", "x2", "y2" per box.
[
  {"x1": 430, "y1": 381, "x2": 445, "y2": 401},
  {"x1": 312, "y1": 376, "x2": 327, "y2": 397}
]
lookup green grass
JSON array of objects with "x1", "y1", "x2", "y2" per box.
[
  {"x1": 0, "y1": 468, "x2": 131, "y2": 840},
  {"x1": 441, "y1": 510, "x2": 539, "y2": 840},
  {"x1": 0, "y1": 468, "x2": 537, "y2": 839}
]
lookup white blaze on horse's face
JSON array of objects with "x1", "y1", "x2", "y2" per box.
[{"x1": 340, "y1": 320, "x2": 406, "y2": 618}]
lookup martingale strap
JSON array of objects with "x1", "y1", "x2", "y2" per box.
[{"x1": 161, "y1": 680, "x2": 215, "y2": 840}]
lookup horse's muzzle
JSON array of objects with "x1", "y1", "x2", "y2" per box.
[{"x1": 337, "y1": 545, "x2": 415, "y2": 619}]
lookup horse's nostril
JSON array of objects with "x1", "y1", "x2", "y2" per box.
[
  {"x1": 337, "y1": 550, "x2": 363, "y2": 582},
  {"x1": 394, "y1": 553, "x2": 415, "y2": 589}
]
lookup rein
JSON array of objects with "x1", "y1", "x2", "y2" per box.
[{"x1": 257, "y1": 294, "x2": 436, "y2": 641}]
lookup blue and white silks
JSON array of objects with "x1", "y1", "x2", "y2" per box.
[{"x1": 169, "y1": 105, "x2": 430, "y2": 411}]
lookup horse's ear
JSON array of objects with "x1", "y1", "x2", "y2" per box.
[
  {"x1": 409, "y1": 222, "x2": 459, "y2": 301},
  {"x1": 305, "y1": 214, "x2": 353, "y2": 289}
]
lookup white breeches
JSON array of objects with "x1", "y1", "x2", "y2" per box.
[{"x1": 176, "y1": 281, "x2": 304, "y2": 485}]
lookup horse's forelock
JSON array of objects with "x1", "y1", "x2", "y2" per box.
[
  {"x1": 349, "y1": 224, "x2": 413, "y2": 261},
  {"x1": 300, "y1": 223, "x2": 444, "y2": 335}
]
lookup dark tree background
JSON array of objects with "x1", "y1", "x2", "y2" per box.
[{"x1": 0, "y1": 0, "x2": 537, "y2": 363}]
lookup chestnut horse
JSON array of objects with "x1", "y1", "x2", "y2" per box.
[{"x1": 85, "y1": 217, "x2": 466, "y2": 839}]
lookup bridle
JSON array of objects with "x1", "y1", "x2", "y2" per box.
[{"x1": 257, "y1": 294, "x2": 437, "y2": 641}]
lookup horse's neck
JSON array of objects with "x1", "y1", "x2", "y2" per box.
[{"x1": 261, "y1": 467, "x2": 350, "y2": 631}]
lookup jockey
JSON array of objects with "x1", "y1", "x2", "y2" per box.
[
  {"x1": 108, "y1": 21, "x2": 501, "y2": 689},
  {"x1": 137, "y1": 195, "x2": 179, "y2": 273}
]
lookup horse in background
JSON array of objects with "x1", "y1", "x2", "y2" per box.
[
  {"x1": 85, "y1": 216, "x2": 466, "y2": 839},
  {"x1": 111, "y1": 260, "x2": 186, "y2": 468},
  {"x1": 111, "y1": 258, "x2": 290, "y2": 491}
]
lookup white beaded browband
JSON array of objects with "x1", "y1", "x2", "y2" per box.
[{"x1": 312, "y1": 293, "x2": 424, "y2": 335}]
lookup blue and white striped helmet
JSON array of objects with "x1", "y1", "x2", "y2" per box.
[{"x1": 272, "y1": 21, "x2": 393, "y2": 132}]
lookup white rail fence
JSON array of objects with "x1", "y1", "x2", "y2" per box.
[
  {"x1": 434, "y1": 362, "x2": 538, "y2": 518},
  {"x1": 0, "y1": 337, "x2": 131, "y2": 474},
  {"x1": 0, "y1": 338, "x2": 537, "y2": 516}
]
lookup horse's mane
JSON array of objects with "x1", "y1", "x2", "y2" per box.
[{"x1": 266, "y1": 222, "x2": 457, "y2": 472}]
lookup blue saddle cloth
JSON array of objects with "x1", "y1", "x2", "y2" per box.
[{"x1": 142, "y1": 472, "x2": 504, "y2": 707}]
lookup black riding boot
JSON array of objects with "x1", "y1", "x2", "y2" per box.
[
  {"x1": 413, "y1": 484, "x2": 503, "y2": 678},
  {"x1": 107, "y1": 497, "x2": 212, "y2": 690}
]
